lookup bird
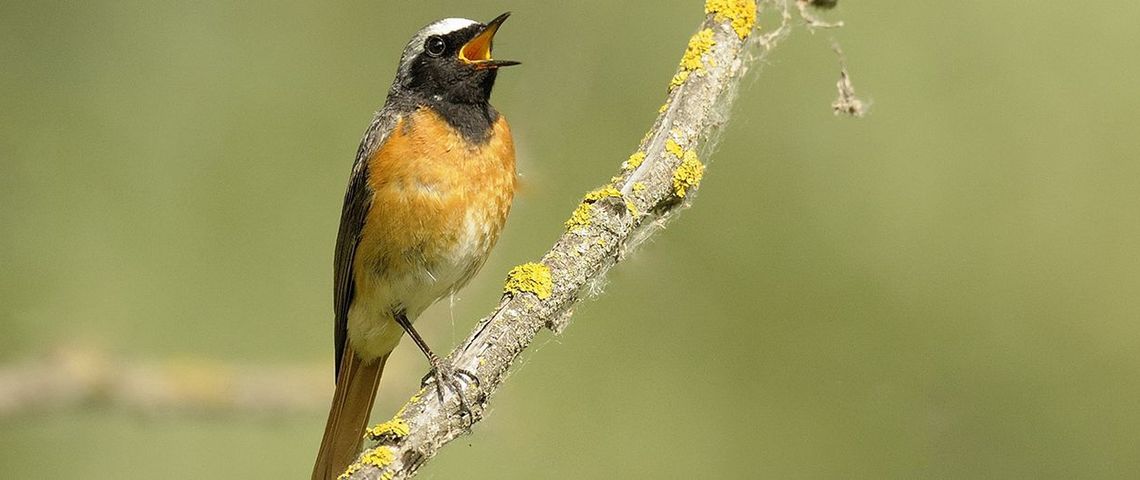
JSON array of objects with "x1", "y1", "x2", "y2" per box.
[{"x1": 312, "y1": 13, "x2": 519, "y2": 480}]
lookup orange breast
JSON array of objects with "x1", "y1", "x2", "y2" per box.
[{"x1": 354, "y1": 107, "x2": 516, "y2": 288}]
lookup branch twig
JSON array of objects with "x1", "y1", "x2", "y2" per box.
[
  {"x1": 342, "y1": 2, "x2": 814, "y2": 478},
  {"x1": 831, "y1": 42, "x2": 867, "y2": 117}
]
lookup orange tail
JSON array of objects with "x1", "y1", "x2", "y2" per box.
[{"x1": 311, "y1": 344, "x2": 387, "y2": 480}]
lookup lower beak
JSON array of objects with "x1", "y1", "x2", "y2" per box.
[{"x1": 459, "y1": 12, "x2": 520, "y2": 69}]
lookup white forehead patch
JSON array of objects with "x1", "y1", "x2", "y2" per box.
[{"x1": 424, "y1": 18, "x2": 479, "y2": 36}]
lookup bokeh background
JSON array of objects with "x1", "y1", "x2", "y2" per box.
[{"x1": 3, "y1": 1, "x2": 1139, "y2": 478}]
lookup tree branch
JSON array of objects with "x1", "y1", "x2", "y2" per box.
[{"x1": 342, "y1": 1, "x2": 816, "y2": 478}]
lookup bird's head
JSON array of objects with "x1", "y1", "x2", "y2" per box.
[{"x1": 393, "y1": 13, "x2": 519, "y2": 105}]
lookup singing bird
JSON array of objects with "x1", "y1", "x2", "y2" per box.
[{"x1": 312, "y1": 13, "x2": 519, "y2": 480}]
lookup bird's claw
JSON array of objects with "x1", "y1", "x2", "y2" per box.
[{"x1": 420, "y1": 356, "x2": 480, "y2": 418}]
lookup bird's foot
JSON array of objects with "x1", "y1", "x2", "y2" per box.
[{"x1": 420, "y1": 355, "x2": 480, "y2": 418}]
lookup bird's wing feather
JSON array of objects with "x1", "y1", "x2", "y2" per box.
[{"x1": 333, "y1": 107, "x2": 401, "y2": 378}]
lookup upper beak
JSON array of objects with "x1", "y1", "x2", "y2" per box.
[{"x1": 459, "y1": 12, "x2": 520, "y2": 69}]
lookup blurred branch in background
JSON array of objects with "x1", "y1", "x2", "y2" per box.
[
  {"x1": 0, "y1": 346, "x2": 328, "y2": 417},
  {"x1": 343, "y1": 1, "x2": 853, "y2": 479}
]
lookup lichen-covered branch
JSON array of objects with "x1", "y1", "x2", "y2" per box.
[{"x1": 342, "y1": 1, "x2": 814, "y2": 478}]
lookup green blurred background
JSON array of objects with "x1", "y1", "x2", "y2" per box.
[{"x1": 3, "y1": 0, "x2": 1139, "y2": 478}]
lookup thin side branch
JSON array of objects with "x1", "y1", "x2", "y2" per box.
[
  {"x1": 831, "y1": 42, "x2": 867, "y2": 117},
  {"x1": 343, "y1": 2, "x2": 814, "y2": 478}
]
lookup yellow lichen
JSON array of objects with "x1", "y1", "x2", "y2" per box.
[
  {"x1": 680, "y1": 29, "x2": 716, "y2": 70},
  {"x1": 338, "y1": 447, "x2": 396, "y2": 480},
  {"x1": 665, "y1": 138, "x2": 685, "y2": 158},
  {"x1": 564, "y1": 202, "x2": 594, "y2": 231},
  {"x1": 583, "y1": 185, "x2": 623, "y2": 202},
  {"x1": 624, "y1": 151, "x2": 646, "y2": 170},
  {"x1": 632, "y1": 182, "x2": 646, "y2": 192},
  {"x1": 670, "y1": 28, "x2": 716, "y2": 90},
  {"x1": 705, "y1": 0, "x2": 758, "y2": 39},
  {"x1": 504, "y1": 262, "x2": 553, "y2": 299},
  {"x1": 366, "y1": 418, "x2": 410, "y2": 441},
  {"x1": 670, "y1": 70, "x2": 690, "y2": 89},
  {"x1": 360, "y1": 447, "x2": 395, "y2": 468},
  {"x1": 582, "y1": 184, "x2": 635, "y2": 216},
  {"x1": 672, "y1": 150, "x2": 706, "y2": 198},
  {"x1": 338, "y1": 464, "x2": 360, "y2": 480}
]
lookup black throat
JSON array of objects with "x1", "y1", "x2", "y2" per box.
[
  {"x1": 386, "y1": 88, "x2": 500, "y2": 145},
  {"x1": 392, "y1": 57, "x2": 501, "y2": 145},
  {"x1": 425, "y1": 96, "x2": 499, "y2": 144}
]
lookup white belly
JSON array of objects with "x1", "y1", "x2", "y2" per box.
[{"x1": 347, "y1": 209, "x2": 494, "y2": 361}]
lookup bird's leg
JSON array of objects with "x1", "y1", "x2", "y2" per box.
[{"x1": 392, "y1": 311, "x2": 477, "y2": 417}]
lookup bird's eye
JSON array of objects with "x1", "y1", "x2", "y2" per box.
[{"x1": 425, "y1": 35, "x2": 446, "y2": 57}]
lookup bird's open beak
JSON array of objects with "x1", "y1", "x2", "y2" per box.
[{"x1": 459, "y1": 12, "x2": 520, "y2": 69}]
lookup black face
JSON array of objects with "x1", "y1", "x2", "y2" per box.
[{"x1": 403, "y1": 24, "x2": 499, "y2": 106}]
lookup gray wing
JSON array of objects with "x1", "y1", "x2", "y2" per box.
[{"x1": 333, "y1": 109, "x2": 400, "y2": 378}]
